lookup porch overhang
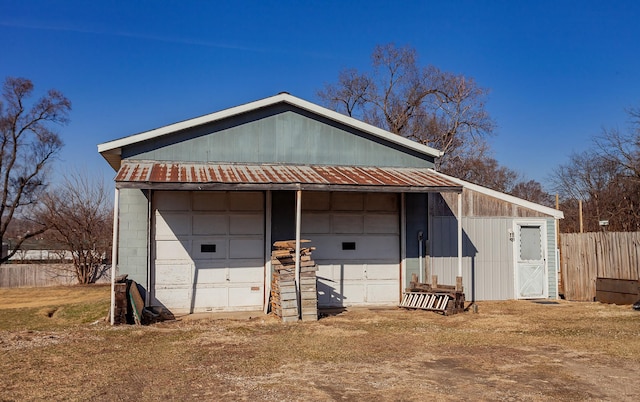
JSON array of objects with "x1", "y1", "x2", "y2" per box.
[{"x1": 114, "y1": 162, "x2": 463, "y2": 193}]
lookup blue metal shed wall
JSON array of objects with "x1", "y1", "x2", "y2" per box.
[
  {"x1": 117, "y1": 189, "x2": 149, "y2": 288},
  {"x1": 121, "y1": 106, "x2": 435, "y2": 168},
  {"x1": 430, "y1": 217, "x2": 515, "y2": 301}
]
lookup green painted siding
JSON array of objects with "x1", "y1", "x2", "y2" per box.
[
  {"x1": 122, "y1": 106, "x2": 435, "y2": 168},
  {"x1": 117, "y1": 189, "x2": 149, "y2": 288},
  {"x1": 546, "y1": 217, "x2": 558, "y2": 299}
]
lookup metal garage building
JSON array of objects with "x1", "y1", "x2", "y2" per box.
[{"x1": 98, "y1": 93, "x2": 562, "y2": 316}]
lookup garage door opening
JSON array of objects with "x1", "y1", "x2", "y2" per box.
[
  {"x1": 151, "y1": 191, "x2": 265, "y2": 313},
  {"x1": 300, "y1": 192, "x2": 400, "y2": 307}
]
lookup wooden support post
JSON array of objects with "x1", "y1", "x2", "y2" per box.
[
  {"x1": 456, "y1": 276, "x2": 463, "y2": 292},
  {"x1": 432, "y1": 275, "x2": 438, "y2": 287},
  {"x1": 109, "y1": 188, "x2": 119, "y2": 326},
  {"x1": 457, "y1": 192, "x2": 463, "y2": 278},
  {"x1": 295, "y1": 189, "x2": 302, "y2": 320}
]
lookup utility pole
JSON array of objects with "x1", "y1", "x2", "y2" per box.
[{"x1": 579, "y1": 199, "x2": 584, "y2": 233}]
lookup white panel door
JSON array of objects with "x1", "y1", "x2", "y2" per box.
[
  {"x1": 152, "y1": 191, "x2": 264, "y2": 313},
  {"x1": 303, "y1": 192, "x2": 400, "y2": 307},
  {"x1": 514, "y1": 222, "x2": 547, "y2": 299}
]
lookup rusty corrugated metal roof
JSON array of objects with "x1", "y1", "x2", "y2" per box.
[{"x1": 115, "y1": 162, "x2": 462, "y2": 192}]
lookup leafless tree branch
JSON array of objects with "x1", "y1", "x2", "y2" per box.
[{"x1": 0, "y1": 77, "x2": 69, "y2": 263}]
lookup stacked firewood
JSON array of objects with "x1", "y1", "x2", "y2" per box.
[{"x1": 270, "y1": 240, "x2": 319, "y2": 322}]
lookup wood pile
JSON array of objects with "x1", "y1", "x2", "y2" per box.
[
  {"x1": 270, "y1": 240, "x2": 319, "y2": 322},
  {"x1": 399, "y1": 274, "x2": 465, "y2": 315}
]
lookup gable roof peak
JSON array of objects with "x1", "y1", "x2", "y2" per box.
[{"x1": 97, "y1": 93, "x2": 443, "y2": 170}]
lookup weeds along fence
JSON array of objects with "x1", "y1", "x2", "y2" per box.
[
  {"x1": 560, "y1": 232, "x2": 640, "y2": 301},
  {"x1": 0, "y1": 263, "x2": 110, "y2": 288}
]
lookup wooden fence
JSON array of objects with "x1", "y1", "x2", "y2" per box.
[
  {"x1": 560, "y1": 232, "x2": 640, "y2": 301},
  {"x1": 0, "y1": 264, "x2": 110, "y2": 288}
]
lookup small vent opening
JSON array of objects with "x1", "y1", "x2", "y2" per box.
[{"x1": 201, "y1": 244, "x2": 216, "y2": 253}]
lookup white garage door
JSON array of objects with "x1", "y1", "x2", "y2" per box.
[
  {"x1": 301, "y1": 192, "x2": 400, "y2": 307},
  {"x1": 151, "y1": 191, "x2": 264, "y2": 313}
]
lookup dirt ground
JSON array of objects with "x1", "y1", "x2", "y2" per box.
[{"x1": 1, "y1": 286, "x2": 640, "y2": 401}]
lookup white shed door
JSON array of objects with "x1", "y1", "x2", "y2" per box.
[
  {"x1": 515, "y1": 222, "x2": 547, "y2": 299},
  {"x1": 302, "y1": 192, "x2": 400, "y2": 307},
  {"x1": 152, "y1": 191, "x2": 264, "y2": 313}
]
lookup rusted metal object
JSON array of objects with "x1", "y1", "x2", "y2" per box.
[{"x1": 115, "y1": 162, "x2": 462, "y2": 192}]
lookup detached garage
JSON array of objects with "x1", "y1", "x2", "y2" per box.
[{"x1": 98, "y1": 93, "x2": 562, "y2": 318}]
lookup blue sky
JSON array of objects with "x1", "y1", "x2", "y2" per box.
[{"x1": 1, "y1": 1, "x2": 639, "y2": 189}]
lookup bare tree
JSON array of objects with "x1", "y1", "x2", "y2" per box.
[
  {"x1": 318, "y1": 43, "x2": 495, "y2": 172},
  {"x1": 594, "y1": 108, "x2": 640, "y2": 181},
  {"x1": 552, "y1": 147, "x2": 640, "y2": 233},
  {"x1": 604, "y1": 174, "x2": 640, "y2": 231},
  {"x1": 552, "y1": 150, "x2": 617, "y2": 230},
  {"x1": 551, "y1": 106, "x2": 640, "y2": 232},
  {"x1": 436, "y1": 138, "x2": 519, "y2": 193},
  {"x1": 552, "y1": 151, "x2": 611, "y2": 202},
  {"x1": 39, "y1": 171, "x2": 113, "y2": 284},
  {"x1": 510, "y1": 179, "x2": 554, "y2": 207},
  {"x1": 0, "y1": 77, "x2": 70, "y2": 263},
  {"x1": 318, "y1": 68, "x2": 373, "y2": 118}
]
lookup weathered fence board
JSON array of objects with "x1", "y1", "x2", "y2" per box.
[
  {"x1": 560, "y1": 232, "x2": 640, "y2": 301},
  {"x1": 595, "y1": 278, "x2": 640, "y2": 305},
  {"x1": 0, "y1": 264, "x2": 110, "y2": 288}
]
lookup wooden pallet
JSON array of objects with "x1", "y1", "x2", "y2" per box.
[
  {"x1": 400, "y1": 274, "x2": 465, "y2": 315},
  {"x1": 400, "y1": 291, "x2": 451, "y2": 312}
]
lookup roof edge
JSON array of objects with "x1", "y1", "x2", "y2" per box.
[
  {"x1": 429, "y1": 170, "x2": 564, "y2": 219},
  {"x1": 277, "y1": 94, "x2": 444, "y2": 158},
  {"x1": 97, "y1": 93, "x2": 444, "y2": 161}
]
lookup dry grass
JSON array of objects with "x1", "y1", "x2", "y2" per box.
[
  {"x1": 0, "y1": 284, "x2": 110, "y2": 331},
  {"x1": 1, "y1": 286, "x2": 640, "y2": 401}
]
